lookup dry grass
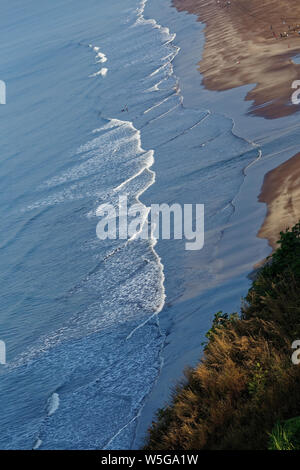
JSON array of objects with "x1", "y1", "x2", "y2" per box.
[{"x1": 144, "y1": 225, "x2": 300, "y2": 450}]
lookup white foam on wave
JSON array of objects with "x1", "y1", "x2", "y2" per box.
[
  {"x1": 89, "y1": 44, "x2": 108, "y2": 76},
  {"x1": 90, "y1": 67, "x2": 107, "y2": 77},
  {"x1": 96, "y1": 52, "x2": 107, "y2": 63},
  {"x1": 91, "y1": 119, "x2": 123, "y2": 134},
  {"x1": 135, "y1": 0, "x2": 180, "y2": 96},
  {"x1": 104, "y1": 1, "x2": 171, "y2": 340},
  {"x1": 112, "y1": 117, "x2": 154, "y2": 192},
  {"x1": 38, "y1": 120, "x2": 142, "y2": 191},
  {"x1": 20, "y1": 0, "x2": 183, "y2": 361},
  {"x1": 31, "y1": 392, "x2": 60, "y2": 449},
  {"x1": 16, "y1": 114, "x2": 165, "y2": 365},
  {"x1": 32, "y1": 438, "x2": 42, "y2": 450},
  {"x1": 135, "y1": 0, "x2": 176, "y2": 43},
  {"x1": 144, "y1": 96, "x2": 169, "y2": 114},
  {"x1": 15, "y1": 0, "x2": 186, "y2": 450},
  {"x1": 149, "y1": 63, "x2": 167, "y2": 77},
  {"x1": 47, "y1": 392, "x2": 60, "y2": 416}
]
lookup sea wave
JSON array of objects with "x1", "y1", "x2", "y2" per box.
[{"x1": 0, "y1": 0, "x2": 262, "y2": 451}]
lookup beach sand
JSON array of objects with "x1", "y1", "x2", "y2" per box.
[
  {"x1": 173, "y1": 0, "x2": 300, "y2": 119},
  {"x1": 173, "y1": 0, "x2": 300, "y2": 251},
  {"x1": 258, "y1": 152, "x2": 300, "y2": 249}
]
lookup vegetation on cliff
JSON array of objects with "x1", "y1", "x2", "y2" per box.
[{"x1": 144, "y1": 223, "x2": 300, "y2": 450}]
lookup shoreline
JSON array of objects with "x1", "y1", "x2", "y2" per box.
[
  {"x1": 173, "y1": 0, "x2": 300, "y2": 119},
  {"x1": 134, "y1": 0, "x2": 265, "y2": 447},
  {"x1": 134, "y1": 0, "x2": 300, "y2": 448},
  {"x1": 258, "y1": 152, "x2": 300, "y2": 249},
  {"x1": 173, "y1": 0, "x2": 300, "y2": 256}
]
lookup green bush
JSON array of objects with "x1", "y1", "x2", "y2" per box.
[
  {"x1": 269, "y1": 417, "x2": 300, "y2": 450},
  {"x1": 144, "y1": 222, "x2": 300, "y2": 450}
]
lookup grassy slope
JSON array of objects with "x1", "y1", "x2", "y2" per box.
[{"x1": 144, "y1": 223, "x2": 300, "y2": 450}]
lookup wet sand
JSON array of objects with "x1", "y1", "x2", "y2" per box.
[
  {"x1": 258, "y1": 152, "x2": 300, "y2": 249},
  {"x1": 134, "y1": 1, "x2": 300, "y2": 446},
  {"x1": 173, "y1": 0, "x2": 300, "y2": 251},
  {"x1": 173, "y1": 0, "x2": 300, "y2": 119}
]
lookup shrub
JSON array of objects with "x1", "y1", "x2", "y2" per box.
[
  {"x1": 269, "y1": 417, "x2": 300, "y2": 450},
  {"x1": 144, "y1": 222, "x2": 300, "y2": 450}
]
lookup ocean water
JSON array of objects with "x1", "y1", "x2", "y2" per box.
[{"x1": 0, "y1": 0, "x2": 274, "y2": 450}]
